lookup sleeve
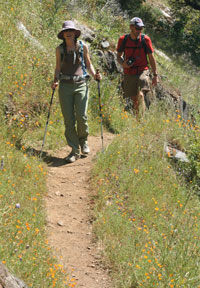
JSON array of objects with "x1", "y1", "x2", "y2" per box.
[{"x1": 144, "y1": 35, "x2": 154, "y2": 54}]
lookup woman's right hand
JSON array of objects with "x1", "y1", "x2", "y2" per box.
[{"x1": 51, "y1": 81, "x2": 58, "y2": 90}]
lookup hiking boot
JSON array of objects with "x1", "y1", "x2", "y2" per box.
[
  {"x1": 65, "y1": 152, "x2": 80, "y2": 163},
  {"x1": 81, "y1": 143, "x2": 90, "y2": 154}
]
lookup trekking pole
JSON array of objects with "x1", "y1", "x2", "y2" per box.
[
  {"x1": 40, "y1": 88, "x2": 55, "y2": 158},
  {"x1": 96, "y1": 69, "x2": 104, "y2": 152}
]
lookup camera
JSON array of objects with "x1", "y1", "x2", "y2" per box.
[{"x1": 126, "y1": 57, "x2": 135, "y2": 66}]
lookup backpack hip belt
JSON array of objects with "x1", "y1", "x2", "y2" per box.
[{"x1": 60, "y1": 73, "x2": 90, "y2": 82}]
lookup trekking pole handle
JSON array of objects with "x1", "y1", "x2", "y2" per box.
[{"x1": 96, "y1": 68, "x2": 100, "y2": 82}]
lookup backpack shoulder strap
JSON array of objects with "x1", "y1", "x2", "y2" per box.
[
  {"x1": 59, "y1": 43, "x2": 65, "y2": 68},
  {"x1": 141, "y1": 34, "x2": 149, "y2": 64},
  {"x1": 118, "y1": 34, "x2": 148, "y2": 53},
  {"x1": 59, "y1": 41, "x2": 87, "y2": 76},
  {"x1": 118, "y1": 34, "x2": 129, "y2": 53},
  {"x1": 79, "y1": 40, "x2": 87, "y2": 77},
  {"x1": 141, "y1": 34, "x2": 148, "y2": 54}
]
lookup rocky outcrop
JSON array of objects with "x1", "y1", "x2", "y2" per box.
[
  {"x1": 154, "y1": 82, "x2": 196, "y2": 121},
  {"x1": 74, "y1": 20, "x2": 95, "y2": 43},
  {"x1": 0, "y1": 263, "x2": 27, "y2": 288},
  {"x1": 16, "y1": 22, "x2": 45, "y2": 51},
  {"x1": 94, "y1": 49, "x2": 122, "y2": 74}
]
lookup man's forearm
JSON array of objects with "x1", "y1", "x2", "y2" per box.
[
  {"x1": 148, "y1": 54, "x2": 157, "y2": 75},
  {"x1": 117, "y1": 54, "x2": 124, "y2": 66}
]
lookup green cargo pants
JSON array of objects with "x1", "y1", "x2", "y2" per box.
[{"x1": 59, "y1": 80, "x2": 89, "y2": 154}]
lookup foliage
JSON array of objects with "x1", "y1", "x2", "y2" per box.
[
  {"x1": 118, "y1": 0, "x2": 144, "y2": 11},
  {"x1": 117, "y1": 0, "x2": 200, "y2": 65},
  {"x1": 168, "y1": 0, "x2": 200, "y2": 64},
  {"x1": 170, "y1": 0, "x2": 200, "y2": 11},
  {"x1": 174, "y1": 115, "x2": 200, "y2": 195}
]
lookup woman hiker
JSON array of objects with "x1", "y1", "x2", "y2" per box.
[{"x1": 52, "y1": 20, "x2": 101, "y2": 163}]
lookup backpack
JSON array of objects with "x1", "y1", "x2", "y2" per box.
[
  {"x1": 118, "y1": 33, "x2": 148, "y2": 54},
  {"x1": 59, "y1": 40, "x2": 87, "y2": 77}
]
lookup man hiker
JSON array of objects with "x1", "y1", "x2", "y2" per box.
[
  {"x1": 52, "y1": 20, "x2": 101, "y2": 163},
  {"x1": 117, "y1": 17, "x2": 158, "y2": 118}
]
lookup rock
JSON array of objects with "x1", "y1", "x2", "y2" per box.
[
  {"x1": 94, "y1": 49, "x2": 122, "y2": 74},
  {"x1": 175, "y1": 151, "x2": 189, "y2": 162},
  {"x1": 154, "y1": 82, "x2": 181, "y2": 109},
  {"x1": 159, "y1": 6, "x2": 174, "y2": 24},
  {"x1": 154, "y1": 82, "x2": 196, "y2": 121},
  {"x1": 16, "y1": 22, "x2": 45, "y2": 51},
  {"x1": 104, "y1": 50, "x2": 122, "y2": 74},
  {"x1": 74, "y1": 20, "x2": 95, "y2": 43},
  {"x1": 0, "y1": 263, "x2": 28, "y2": 288},
  {"x1": 155, "y1": 49, "x2": 171, "y2": 61},
  {"x1": 82, "y1": 34, "x2": 94, "y2": 43},
  {"x1": 101, "y1": 40, "x2": 110, "y2": 49},
  {"x1": 164, "y1": 142, "x2": 189, "y2": 162}
]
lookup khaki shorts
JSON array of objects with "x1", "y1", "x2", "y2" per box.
[{"x1": 124, "y1": 70, "x2": 150, "y2": 98}]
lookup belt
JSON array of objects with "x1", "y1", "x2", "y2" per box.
[{"x1": 60, "y1": 74, "x2": 90, "y2": 82}]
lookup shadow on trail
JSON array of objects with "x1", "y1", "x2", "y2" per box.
[
  {"x1": 23, "y1": 147, "x2": 87, "y2": 167},
  {"x1": 43, "y1": 154, "x2": 67, "y2": 167},
  {"x1": 20, "y1": 146, "x2": 66, "y2": 167},
  {"x1": 41, "y1": 151, "x2": 87, "y2": 167}
]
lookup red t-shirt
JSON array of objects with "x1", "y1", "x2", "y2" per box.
[{"x1": 117, "y1": 34, "x2": 154, "y2": 75}]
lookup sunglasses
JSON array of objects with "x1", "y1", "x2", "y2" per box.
[{"x1": 135, "y1": 27, "x2": 143, "y2": 31}]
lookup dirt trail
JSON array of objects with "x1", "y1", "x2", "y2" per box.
[{"x1": 45, "y1": 133, "x2": 114, "y2": 288}]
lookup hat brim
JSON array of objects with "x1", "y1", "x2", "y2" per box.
[
  {"x1": 58, "y1": 29, "x2": 81, "y2": 40},
  {"x1": 130, "y1": 23, "x2": 145, "y2": 27},
  {"x1": 136, "y1": 24, "x2": 145, "y2": 27}
]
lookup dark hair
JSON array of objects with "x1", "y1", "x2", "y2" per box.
[{"x1": 62, "y1": 37, "x2": 81, "y2": 63}]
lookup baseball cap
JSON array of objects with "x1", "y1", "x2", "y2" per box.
[{"x1": 130, "y1": 17, "x2": 145, "y2": 27}]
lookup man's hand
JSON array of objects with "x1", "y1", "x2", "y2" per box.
[
  {"x1": 122, "y1": 61, "x2": 134, "y2": 69},
  {"x1": 152, "y1": 75, "x2": 158, "y2": 86}
]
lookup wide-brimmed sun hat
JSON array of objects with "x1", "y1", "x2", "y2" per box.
[
  {"x1": 130, "y1": 17, "x2": 145, "y2": 28},
  {"x1": 57, "y1": 20, "x2": 81, "y2": 39}
]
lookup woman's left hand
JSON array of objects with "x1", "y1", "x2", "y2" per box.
[{"x1": 94, "y1": 70, "x2": 102, "y2": 81}]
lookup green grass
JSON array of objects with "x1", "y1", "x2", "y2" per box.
[
  {"x1": 0, "y1": 124, "x2": 70, "y2": 287},
  {"x1": 92, "y1": 108, "x2": 200, "y2": 287}
]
